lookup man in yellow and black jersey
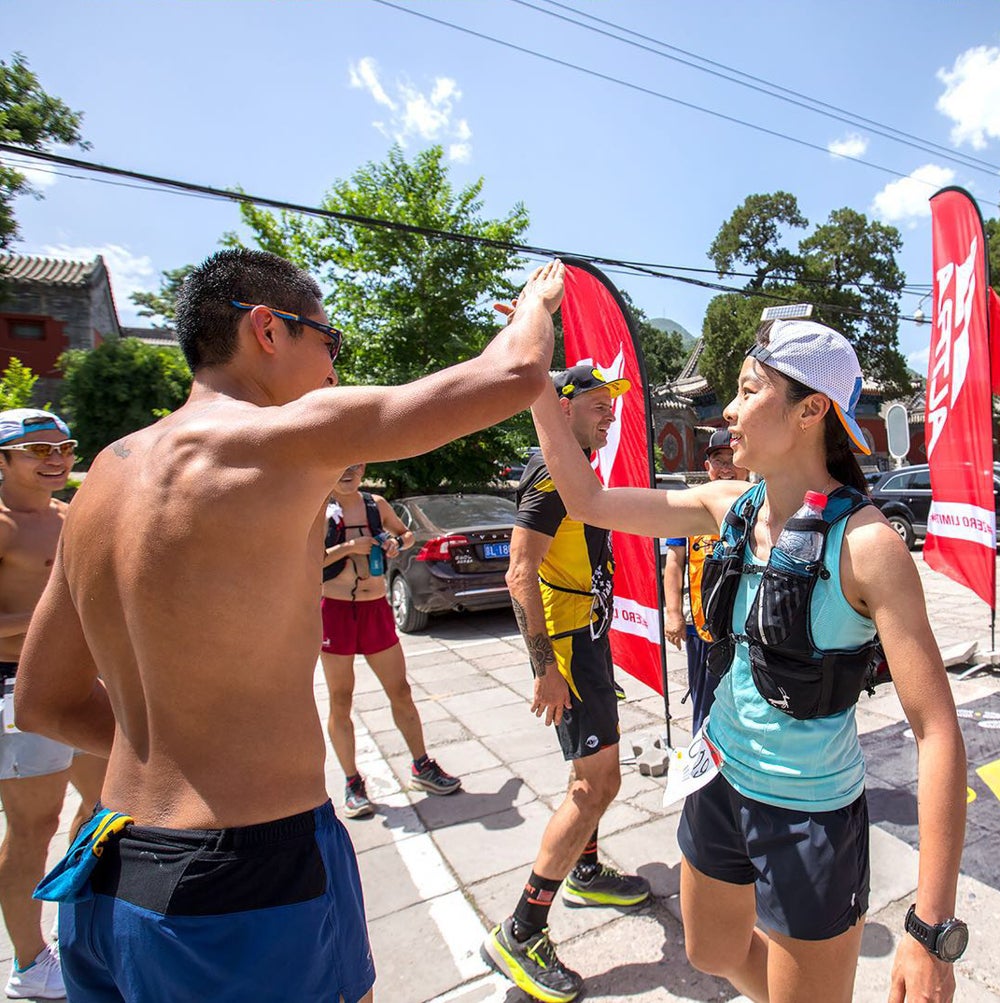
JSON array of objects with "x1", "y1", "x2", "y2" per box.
[{"x1": 482, "y1": 366, "x2": 650, "y2": 1003}]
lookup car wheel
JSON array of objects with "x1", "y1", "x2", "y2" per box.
[
  {"x1": 888, "y1": 515, "x2": 915, "y2": 550},
  {"x1": 390, "y1": 574, "x2": 429, "y2": 633}
]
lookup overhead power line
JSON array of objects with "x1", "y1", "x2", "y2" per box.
[
  {"x1": 371, "y1": 0, "x2": 963, "y2": 191},
  {"x1": 0, "y1": 143, "x2": 928, "y2": 324},
  {"x1": 521, "y1": 0, "x2": 1000, "y2": 177}
]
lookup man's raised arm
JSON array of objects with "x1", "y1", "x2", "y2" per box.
[{"x1": 282, "y1": 260, "x2": 564, "y2": 471}]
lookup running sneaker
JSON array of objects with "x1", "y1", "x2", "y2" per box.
[
  {"x1": 409, "y1": 758, "x2": 461, "y2": 795},
  {"x1": 343, "y1": 777, "x2": 375, "y2": 819},
  {"x1": 562, "y1": 864, "x2": 651, "y2": 907},
  {"x1": 6, "y1": 944, "x2": 65, "y2": 1000},
  {"x1": 481, "y1": 917, "x2": 583, "y2": 1003}
]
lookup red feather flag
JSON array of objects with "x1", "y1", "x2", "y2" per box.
[
  {"x1": 560, "y1": 260, "x2": 669, "y2": 702},
  {"x1": 924, "y1": 187, "x2": 996, "y2": 608}
]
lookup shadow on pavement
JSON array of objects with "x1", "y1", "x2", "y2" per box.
[
  {"x1": 374, "y1": 778, "x2": 530, "y2": 834},
  {"x1": 860, "y1": 921, "x2": 894, "y2": 958},
  {"x1": 579, "y1": 902, "x2": 736, "y2": 1001}
]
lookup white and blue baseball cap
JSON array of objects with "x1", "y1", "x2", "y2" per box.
[
  {"x1": 0, "y1": 408, "x2": 71, "y2": 447},
  {"x1": 747, "y1": 320, "x2": 870, "y2": 455}
]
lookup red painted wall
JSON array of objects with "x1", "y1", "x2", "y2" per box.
[{"x1": 0, "y1": 314, "x2": 68, "y2": 378}]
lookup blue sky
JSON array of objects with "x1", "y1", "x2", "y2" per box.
[{"x1": 3, "y1": 1, "x2": 999, "y2": 372}]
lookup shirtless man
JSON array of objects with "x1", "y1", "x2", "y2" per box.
[
  {"x1": 14, "y1": 248, "x2": 562, "y2": 1003},
  {"x1": 321, "y1": 463, "x2": 459, "y2": 819},
  {"x1": 0, "y1": 408, "x2": 106, "y2": 1001}
]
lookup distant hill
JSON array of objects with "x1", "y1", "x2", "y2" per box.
[{"x1": 650, "y1": 317, "x2": 696, "y2": 350}]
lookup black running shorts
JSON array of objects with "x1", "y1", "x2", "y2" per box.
[
  {"x1": 553, "y1": 631, "x2": 620, "y2": 761},
  {"x1": 677, "y1": 773, "x2": 870, "y2": 940}
]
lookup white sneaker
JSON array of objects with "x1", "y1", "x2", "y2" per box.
[{"x1": 5, "y1": 944, "x2": 65, "y2": 999}]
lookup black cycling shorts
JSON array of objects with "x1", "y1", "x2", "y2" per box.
[{"x1": 552, "y1": 631, "x2": 620, "y2": 761}]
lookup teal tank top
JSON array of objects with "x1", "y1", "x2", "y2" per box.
[{"x1": 705, "y1": 496, "x2": 874, "y2": 811}]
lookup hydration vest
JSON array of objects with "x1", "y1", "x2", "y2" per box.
[
  {"x1": 687, "y1": 535, "x2": 717, "y2": 642},
  {"x1": 700, "y1": 481, "x2": 885, "y2": 720},
  {"x1": 322, "y1": 492, "x2": 383, "y2": 582}
]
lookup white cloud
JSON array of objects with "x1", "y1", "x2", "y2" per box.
[
  {"x1": 1, "y1": 150, "x2": 62, "y2": 190},
  {"x1": 349, "y1": 57, "x2": 395, "y2": 110},
  {"x1": 349, "y1": 57, "x2": 473, "y2": 161},
  {"x1": 870, "y1": 164, "x2": 956, "y2": 225},
  {"x1": 907, "y1": 345, "x2": 930, "y2": 373},
  {"x1": 828, "y1": 133, "x2": 869, "y2": 159},
  {"x1": 937, "y1": 43, "x2": 1000, "y2": 150},
  {"x1": 38, "y1": 243, "x2": 156, "y2": 325}
]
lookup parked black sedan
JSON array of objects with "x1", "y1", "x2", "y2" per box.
[
  {"x1": 870, "y1": 463, "x2": 1000, "y2": 549},
  {"x1": 386, "y1": 493, "x2": 517, "y2": 632}
]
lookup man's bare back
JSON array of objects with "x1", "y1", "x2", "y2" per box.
[
  {"x1": 17, "y1": 252, "x2": 564, "y2": 833},
  {"x1": 61, "y1": 400, "x2": 335, "y2": 828}
]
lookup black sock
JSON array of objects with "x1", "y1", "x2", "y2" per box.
[
  {"x1": 511, "y1": 871, "x2": 562, "y2": 941},
  {"x1": 571, "y1": 828, "x2": 600, "y2": 882},
  {"x1": 413, "y1": 754, "x2": 430, "y2": 772},
  {"x1": 346, "y1": 773, "x2": 363, "y2": 789}
]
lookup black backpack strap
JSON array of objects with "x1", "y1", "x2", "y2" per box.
[{"x1": 361, "y1": 491, "x2": 383, "y2": 535}]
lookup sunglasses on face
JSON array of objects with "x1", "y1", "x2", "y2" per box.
[
  {"x1": 4, "y1": 440, "x2": 78, "y2": 459},
  {"x1": 231, "y1": 301, "x2": 343, "y2": 363}
]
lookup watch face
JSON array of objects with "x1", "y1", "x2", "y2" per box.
[{"x1": 938, "y1": 923, "x2": 969, "y2": 962}]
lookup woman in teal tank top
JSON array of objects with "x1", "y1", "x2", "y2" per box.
[{"x1": 529, "y1": 318, "x2": 967, "y2": 1003}]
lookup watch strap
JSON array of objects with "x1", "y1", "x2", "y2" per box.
[{"x1": 905, "y1": 904, "x2": 937, "y2": 950}]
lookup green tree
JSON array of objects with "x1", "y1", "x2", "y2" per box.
[
  {"x1": 985, "y1": 215, "x2": 1000, "y2": 297},
  {"x1": 0, "y1": 52, "x2": 87, "y2": 251},
  {"x1": 229, "y1": 145, "x2": 531, "y2": 496},
  {"x1": 130, "y1": 264, "x2": 194, "y2": 325},
  {"x1": 58, "y1": 339, "x2": 191, "y2": 460},
  {"x1": 0, "y1": 356, "x2": 38, "y2": 409},
  {"x1": 702, "y1": 192, "x2": 910, "y2": 399}
]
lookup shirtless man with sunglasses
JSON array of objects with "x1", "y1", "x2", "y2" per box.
[
  {"x1": 14, "y1": 248, "x2": 563, "y2": 1003},
  {"x1": 0, "y1": 409, "x2": 105, "y2": 1000}
]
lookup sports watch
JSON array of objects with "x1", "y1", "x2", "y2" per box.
[{"x1": 904, "y1": 905, "x2": 969, "y2": 963}]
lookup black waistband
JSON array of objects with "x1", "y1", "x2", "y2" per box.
[
  {"x1": 98, "y1": 800, "x2": 332, "y2": 851},
  {"x1": 0, "y1": 662, "x2": 16, "y2": 680}
]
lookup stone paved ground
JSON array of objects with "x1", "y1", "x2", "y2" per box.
[{"x1": 3, "y1": 551, "x2": 1000, "y2": 1001}]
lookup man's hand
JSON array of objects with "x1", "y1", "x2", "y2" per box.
[
  {"x1": 664, "y1": 610, "x2": 686, "y2": 650},
  {"x1": 888, "y1": 935, "x2": 957, "y2": 1003},
  {"x1": 498, "y1": 260, "x2": 564, "y2": 323},
  {"x1": 531, "y1": 670, "x2": 572, "y2": 727}
]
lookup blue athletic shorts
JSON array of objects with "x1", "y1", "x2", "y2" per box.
[
  {"x1": 60, "y1": 801, "x2": 376, "y2": 1002},
  {"x1": 677, "y1": 773, "x2": 869, "y2": 940}
]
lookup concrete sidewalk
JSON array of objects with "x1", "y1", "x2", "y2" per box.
[{"x1": 3, "y1": 551, "x2": 1000, "y2": 1001}]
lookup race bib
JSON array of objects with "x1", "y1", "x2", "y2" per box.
[{"x1": 662, "y1": 726, "x2": 723, "y2": 808}]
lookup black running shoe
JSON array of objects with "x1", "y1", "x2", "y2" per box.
[
  {"x1": 410, "y1": 758, "x2": 461, "y2": 795},
  {"x1": 481, "y1": 917, "x2": 583, "y2": 1002},
  {"x1": 562, "y1": 864, "x2": 650, "y2": 907}
]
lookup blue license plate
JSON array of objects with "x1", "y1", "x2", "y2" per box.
[{"x1": 482, "y1": 542, "x2": 510, "y2": 560}]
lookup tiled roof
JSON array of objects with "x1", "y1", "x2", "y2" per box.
[
  {"x1": 0, "y1": 253, "x2": 101, "y2": 286},
  {"x1": 122, "y1": 326, "x2": 179, "y2": 345}
]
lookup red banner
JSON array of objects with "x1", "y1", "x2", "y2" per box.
[
  {"x1": 560, "y1": 260, "x2": 667, "y2": 695},
  {"x1": 924, "y1": 187, "x2": 995, "y2": 608}
]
